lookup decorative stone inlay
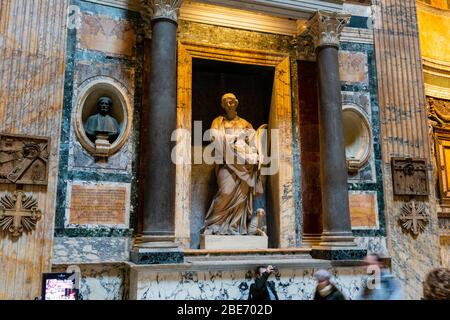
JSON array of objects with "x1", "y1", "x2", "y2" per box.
[
  {"x1": 141, "y1": 0, "x2": 182, "y2": 22},
  {"x1": 0, "y1": 191, "x2": 42, "y2": 237},
  {"x1": 307, "y1": 10, "x2": 350, "y2": 49},
  {"x1": 399, "y1": 201, "x2": 430, "y2": 236}
]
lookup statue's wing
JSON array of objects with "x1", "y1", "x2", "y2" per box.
[{"x1": 255, "y1": 124, "x2": 269, "y2": 169}]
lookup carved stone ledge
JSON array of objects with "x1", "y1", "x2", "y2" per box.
[
  {"x1": 306, "y1": 10, "x2": 350, "y2": 49},
  {"x1": 141, "y1": 0, "x2": 182, "y2": 23}
]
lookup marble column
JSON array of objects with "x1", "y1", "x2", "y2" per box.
[
  {"x1": 131, "y1": 0, "x2": 184, "y2": 264},
  {"x1": 307, "y1": 11, "x2": 365, "y2": 260}
]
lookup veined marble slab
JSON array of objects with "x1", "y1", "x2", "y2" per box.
[
  {"x1": 354, "y1": 236, "x2": 388, "y2": 257},
  {"x1": 130, "y1": 265, "x2": 368, "y2": 300},
  {"x1": 52, "y1": 263, "x2": 128, "y2": 300},
  {"x1": 52, "y1": 237, "x2": 132, "y2": 264}
]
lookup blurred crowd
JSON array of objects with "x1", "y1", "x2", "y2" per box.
[{"x1": 248, "y1": 253, "x2": 450, "y2": 301}]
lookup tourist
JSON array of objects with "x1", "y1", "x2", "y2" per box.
[
  {"x1": 248, "y1": 265, "x2": 279, "y2": 301},
  {"x1": 358, "y1": 253, "x2": 403, "y2": 300},
  {"x1": 422, "y1": 267, "x2": 450, "y2": 300},
  {"x1": 312, "y1": 269, "x2": 346, "y2": 300}
]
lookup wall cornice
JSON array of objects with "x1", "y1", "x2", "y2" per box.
[
  {"x1": 84, "y1": 0, "x2": 345, "y2": 18},
  {"x1": 196, "y1": 0, "x2": 345, "y2": 19}
]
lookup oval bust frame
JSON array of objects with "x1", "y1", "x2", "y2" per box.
[
  {"x1": 74, "y1": 76, "x2": 133, "y2": 157},
  {"x1": 342, "y1": 104, "x2": 372, "y2": 173}
]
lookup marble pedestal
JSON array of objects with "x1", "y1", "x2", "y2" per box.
[
  {"x1": 130, "y1": 239, "x2": 184, "y2": 264},
  {"x1": 127, "y1": 257, "x2": 369, "y2": 300},
  {"x1": 200, "y1": 235, "x2": 268, "y2": 250},
  {"x1": 311, "y1": 246, "x2": 367, "y2": 260}
]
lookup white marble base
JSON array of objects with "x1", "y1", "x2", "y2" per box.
[
  {"x1": 200, "y1": 235, "x2": 268, "y2": 250},
  {"x1": 129, "y1": 263, "x2": 368, "y2": 300}
]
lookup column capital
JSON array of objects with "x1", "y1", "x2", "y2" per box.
[
  {"x1": 307, "y1": 10, "x2": 350, "y2": 49},
  {"x1": 141, "y1": 0, "x2": 183, "y2": 23}
]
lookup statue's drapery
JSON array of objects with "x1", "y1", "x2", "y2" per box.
[{"x1": 204, "y1": 115, "x2": 266, "y2": 235}]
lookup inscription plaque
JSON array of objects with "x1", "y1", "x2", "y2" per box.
[
  {"x1": 69, "y1": 184, "x2": 128, "y2": 225},
  {"x1": 349, "y1": 192, "x2": 378, "y2": 229}
]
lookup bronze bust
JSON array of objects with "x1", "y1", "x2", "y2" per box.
[{"x1": 84, "y1": 97, "x2": 120, "y2": 144}]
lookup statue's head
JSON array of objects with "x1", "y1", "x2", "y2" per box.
[
  {"x1": 97, "y1": 97, "x2": 113, "y2": 116},
  {"x1": 256, "y1": 208, "x2": 265, "y2": 217},
  {"x1": 221, "y1": 93, "x2": 239, "y2": 114}
]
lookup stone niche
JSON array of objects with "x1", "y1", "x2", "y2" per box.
[
  {"x1": 342, "y1": 104, "x2": 372, "y2": 174},
  {"x1": 175, "y1": 42, "x2": 296, "y2": 249},
  {"x1": 73, "y1": 76, "x2": 133, "y2": 158},
  {"x1": 189, "y1": 59, "x2": 273, "y2": 249}
]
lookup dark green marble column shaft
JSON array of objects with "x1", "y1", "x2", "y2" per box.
[
  {"x1": 317, "y1": 45, "x2": 354, "y2": 246},
  {"x1": 142, "y1": 18, "x2": 178, "y2": 238}
]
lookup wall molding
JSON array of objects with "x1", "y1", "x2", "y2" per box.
[
  {"x1": 196, "y1": 0, "x2": 345, "y2": 20},
  {"x1": 84, "y1": 0, "x2": 345, "y2": 18},
  {"x1": 425, "y1": 83, "x2": 450, "y2": 100},
  {"x1": 84, "y1": 0, "x2": 141, "y2": 11}
]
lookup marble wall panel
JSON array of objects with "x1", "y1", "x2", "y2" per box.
[
  {"x1": 354, "y1": 236, "x2": 389, "y2": 257},
  {"x1": 349, "y1": 191, "x2": 379, "y2": 229},
  {"x1": 340, "y1": 41, "x2": 385, "y2": 240},
  {"x1": 79, "y1": 13, "x2": 136, "y2": 57},
  {"x1": 52, "y1": 237, "x2": 131, "y2": 264},
  {"x1": 55, "y1": 0, "x2": 143, "y2": 239},
  {"x1": 52, "y1": 263, "x2": 128, "y2": 300},
  {"x1": 0, "y1": 0, "x2": 69, "y2": 299},
  {"x1": 339, "y1": 51, "x2": 368, "y2": 84}
]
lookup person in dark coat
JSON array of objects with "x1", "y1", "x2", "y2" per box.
[
  {"x1": 248, "y1": 265, "x2": 279, "y2": 301},
  {"x1": 313, "y1": 269, "x2": 346, "y2": 300}
]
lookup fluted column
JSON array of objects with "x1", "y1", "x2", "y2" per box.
[
  {"x1": 132, "y1": 0, "x2": 183, "y2": 264},
  {"x1": 372, "y1": 0, "x2": 440, "y2": 298},
  {"x1": 307, "y1": 11, "x2": 365, "y2": 259}
]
